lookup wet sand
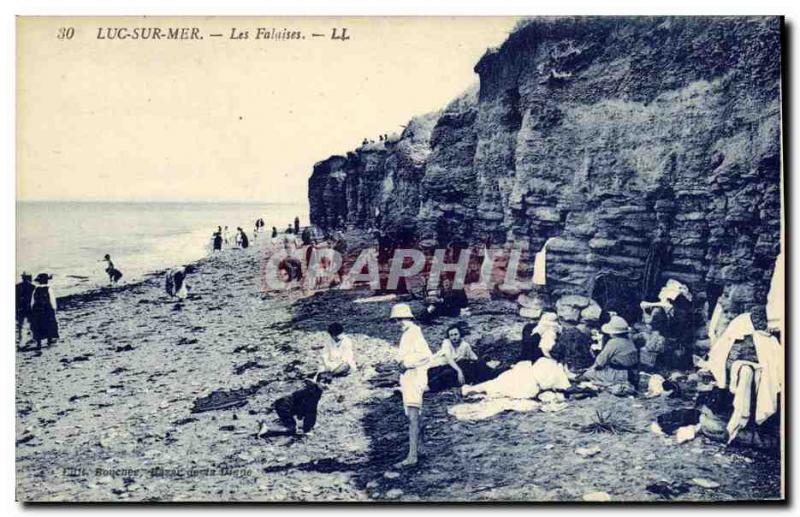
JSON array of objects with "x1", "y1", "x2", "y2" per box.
[{"x1": 15, "y1": 239, "x2": 782, "y2": 502}]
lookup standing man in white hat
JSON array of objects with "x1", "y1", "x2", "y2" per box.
[{"x1": 390, "y1": 303, "x2": 432, "y2": 468}]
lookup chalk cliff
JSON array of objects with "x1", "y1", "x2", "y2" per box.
[{"x1": 307, "y1": 16, "x2": 783, "y2": 317}]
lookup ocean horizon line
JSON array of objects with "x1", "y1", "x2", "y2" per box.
[{"x1": 17, "y1": 199, "x2": 307, "y2": 205}]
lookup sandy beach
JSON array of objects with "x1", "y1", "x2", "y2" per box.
[{"x1": 15, "y1": 238, "x2": 782, "y2": 502}]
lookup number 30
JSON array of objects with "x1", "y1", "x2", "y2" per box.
[{"x1": 57, "y1": 27, "x2": 75, "y2": 40}]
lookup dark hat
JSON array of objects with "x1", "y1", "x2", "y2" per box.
[
  {"x1": 34, "y1": 273, "x2": 52, "y2": 284},
  {"x1": 21, "y1": 271, "x2": 32, "y2": 281},
  {"x1": 103, "y1": 254, "x2": 111, "y2": 260}
]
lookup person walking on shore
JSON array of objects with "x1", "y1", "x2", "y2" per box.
[
  {"x1": 238, "y1": 227, "x2": 250, "y2": 249},
  {"x1": 15, "y1": 272, "x2": 35, "y2": 346},
  {"x1": 390, "y1": 303, "x2": 432, "y2": 468},
  {"x1": 102, "y1": 254, "x2": 123, "y2": 285},
  {"x1": 30, "y1": 273, "x2": 59, "y2": 350},
  {"x1": 212, "y1": 229, "x2": 223, "y2": 252},
  {"x1": 294, "y1": 216, "x2": 300, "y2": 235},
  {"x1": 223, "y1": 226, "x2": 231, "y2": 247}
]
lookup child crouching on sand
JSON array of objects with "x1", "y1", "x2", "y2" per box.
[
  {"x1": 390, "y1": 303, "x2": 432, "y2": 468},
  {"x1": 257, "y1": 377, "x2": 329, "y2": 439}
]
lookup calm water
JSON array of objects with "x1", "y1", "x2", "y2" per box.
[{"x1": 16, "y1": 201, "x2": 308, "y2": 296}]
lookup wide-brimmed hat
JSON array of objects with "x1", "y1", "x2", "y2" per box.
[
  {"x1": 390, "y1": 303, "x2": 414, "y2": 320},
  {"x1": 601, "y1": 315, "x2": 630, "y2": 335},
  {"x1": 34, "y1": 273, "x2": 52, "y2": 284},
  {"x1": 539, "y1": 312, "x2": 558, "y2": 325}
]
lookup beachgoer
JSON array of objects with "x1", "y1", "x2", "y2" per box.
[
  {"x1": 238, "y1": 228, "x2": 250, "y2": 249},
  {"x1": 272, "y1": 227, "x2": 278, "y2": 239},
  {"x1": 171, "y1": 267, "x2": 189, "y2": 300},
  {"x1": 294, "y1": 217, "x2": 300, "y2": 235},
  {"x1": 640, "y1": 278, "x2": 695, "y2": 368},
  {"x1": 301, "y1": 227, "x2": 312, "y2": 246},
  {"x1": 213, "y1": 230, "x2": 223, "y2": 251},
  {"x1": 285, "y1": 224, "x2": 294, "y2": 235},
  {"x1": 390, "y1": 303, "x2": 432, "y2": 468},
  {"x1": 223, "y1": 226, "x2": 231, "y2": 246},
  {"x1": 421, "y1": 277, "x2": 469, "y2": 322},
  {"x1": 316, "y1": 322, "x2": 356, "y2": 381},
  {"x1": 462, "y1": 312, "x2": 570, "y2": 399},
  {"x1": 30, "y1": 273, "x2": 59, "y2": 350},
  {"x1": 581, "y1": 315, "x2": 639, "y2": 388},
  {"x1": 635, "y1": 306, "x2": 668, "y2": 372},
  {"x1": 549, "y1": 323, "x2": 596, "y2": 371},
  {"x1": 102, "y1": 254, "x2": 123, "y2": 285},
  {"x1": 16, "y1": 272, "x2": 35, "y2": 345},
  {"x1": 426, "y1": 325, "x2": 496, "y2": 392},
  {"x1": 257, "y1": 378, "x2": 326, "y2": 438}
]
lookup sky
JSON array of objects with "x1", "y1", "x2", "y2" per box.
[{"x1": 17, "y1": 16, "x2": 518, "y2": 204}]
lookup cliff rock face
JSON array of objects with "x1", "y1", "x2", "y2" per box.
[{"x1": 308, "y1": 16, "x2": 782, "y2": 317}]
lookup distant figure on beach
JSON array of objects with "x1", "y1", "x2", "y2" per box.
[
  {"x1": 30, "y1": 273, "x2": 59, "y2": 350},
  {"x1": 15, "y1": 272, "x2": 35, "y2": 345},
  {"x1": 212, "y1": 230, "x2": 223, "y2": 252},
  {"x1": 102, "y1": 254, "x2": 123, "y2": 285},
  {"x1": 223, "y1": 226, "x2": 231, "y2": 246},
  {"x1": 166, "y1": 267, "x2": 189, "y2": 300},
  {"x1": 238, "y1": 227, "x2": 249, "y2": 249},
  {"x1": 390, "y1": 303, "x2": 432, "y2": 468},
  {"x1": 316, "y1": 322, "x2": 357, "y2": 382},
  {"x1": 300, "y1": 227, "x2": 312, "y2": 246},
  {"x1": 271, "y1": 226, "x2": 278, "y2": 239},
  {"x1": 285, "y1": 224, "x2": 294, "y2": 235},
  {"x1": 294, "y1": 217, "x2": 300, "y2": 235},
  {"x1": 257, "y1": 378, "x2": 328, "y2": 438}
]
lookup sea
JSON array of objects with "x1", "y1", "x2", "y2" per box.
[{"x1": 16, "y1": 201, "x2": 308, "y2": 296}]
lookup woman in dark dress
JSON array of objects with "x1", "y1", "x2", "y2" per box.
[
  {"x1": 212, "y1": 230, "x2": 223, "y2": 251},
  {"x1": 238, "y1": 227, "x2": 250, "y2": 249},
  {"x1": 30, "y1": 273, "x2": 59, "y2": 349}
]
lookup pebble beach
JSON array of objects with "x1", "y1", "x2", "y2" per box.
[{"x1": 15, "y1": 238, "x2": 783, "y2": 502}]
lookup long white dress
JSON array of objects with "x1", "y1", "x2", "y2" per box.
[{"x1": 464, "y1": 357, "x2": 570, "y2": 400}]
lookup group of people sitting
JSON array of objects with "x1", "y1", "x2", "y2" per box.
[{"x1": 253, "y1": 261, "x2": 782, "y2": 462}]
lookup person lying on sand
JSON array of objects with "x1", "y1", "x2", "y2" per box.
[
  {"x1": 257, "y1": 377, "x2": 328, "y2": 439},
  {"x1": 461, "y1": 312, "x2": 571, "y2": 400},
  {"x1": 390, "y1": 303, "x2": 433, "y2": 468},
  {"x1": 316, "y1": 322, "x2": 356, "y2": 382}
]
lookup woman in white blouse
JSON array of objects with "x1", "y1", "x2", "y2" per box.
[{"x1": 426, "y1": 325, "x2": 496, "y2": 392}]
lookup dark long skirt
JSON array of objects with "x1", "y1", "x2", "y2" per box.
[
  {"x1": 427, "y1": 360, "x2": 497, "y2": 392},
  {"x1": 30, "y1": 306, "x2": 59, "y2": 341}
]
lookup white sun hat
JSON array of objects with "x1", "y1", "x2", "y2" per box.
[{"x1": 390, "y1": 303, "x2": 414, "y2": 320}]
